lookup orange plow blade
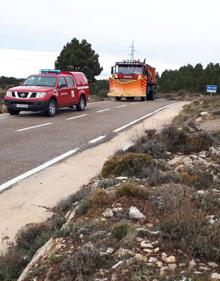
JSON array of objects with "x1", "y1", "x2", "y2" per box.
[{"x1": 108, "y1": 78, "x2": 147, "y2": 97}]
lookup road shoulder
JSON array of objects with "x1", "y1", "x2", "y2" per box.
[{"x1": 0, "y1": 102, "x2": 186, "y2": 253}]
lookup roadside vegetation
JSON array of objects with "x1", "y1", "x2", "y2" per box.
[
  {"x1": 0, "y1": 95, "x2": 220, "y2": 281},
  {"x1": 158, "y1": 63, "x2": 220, "y2": 94}
]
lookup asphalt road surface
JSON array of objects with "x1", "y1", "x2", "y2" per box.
[{"x1": 0, "y1": 99, "x2": 173, "y2": 186}]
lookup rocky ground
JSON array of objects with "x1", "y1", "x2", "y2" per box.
[{"x1": 0, "y1": 96, "x2": 220, "y2": 281}]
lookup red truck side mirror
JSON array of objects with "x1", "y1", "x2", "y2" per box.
[{"x1": 111, "y1": 67, "x2": 114, "y2": 75}]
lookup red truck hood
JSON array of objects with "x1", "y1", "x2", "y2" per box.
[{"x1": 9, "y1": 86, "x2": 53, "y2": 92}]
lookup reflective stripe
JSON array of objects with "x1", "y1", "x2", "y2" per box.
[{"x1": 77, "y1": 86, "x2": 89, "y2": 90}]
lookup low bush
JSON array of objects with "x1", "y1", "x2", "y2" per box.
[
  {"x1": 156, "y1": 186, "x2": 220, "y2": 261},
  {"x1": 54, "y1": 186, "x2": 92, "y2": 215},
  {"x1": 76, "y1": 198, "x2": 92, "y2": 215},
  {"x1": 15, "y1": 223, "x2": 48, "y2": 250},
  {"x1": 112, "y1": 222, "x2": 133, "y2": 241},
  {"x1": 59, "y1": 244, "x2": 105, "y2": 280},
  {"x1": 191, "y1": 223, "x2": 220, "y2": 261},
  {"x1": 159, "y1": 203, "x2": 206, "y2": 241},
  {"x1": 101, "y1": 153, "x2": 156, "y2": 179},
  {"x1": 158, "y1": 125, "x2": 213, "y2": 154},
  {"x1": 91, "y1": 188, "x2": 114, "y2": 207},
  {"x1": 180, "y1": 169, "x2": 213, "y2": 190},
  {"x1": 0, "y1": 224, "x2": 52, "y2": 281},
  {"x1": 0, "y1": 248, "x2": 27, "y2": 281},
  {"x1": 127, "y1": 139, "x2": 166, "y2": 159},
  {"x1": 115, "y1": 182, "x2": 148, "y2": 199}
]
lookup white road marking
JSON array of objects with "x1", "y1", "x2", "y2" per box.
[
  {"x1": 66, "y1": 114, "x2": 87, "y2": 121},
  {"x1": 113, "y1": 104, "x2": 173, "y2": 133},
  {"x1": 89, "y1": 135, "x2": 106, "y2": 144},
  {"x1": 0, "y1": 148, "x2": 79, "y2": 193},
  {"x1": 89, "y1": 101, "x2": 108, "y2": 105},
  {"x1": 130, "y1": 102, "x2": 138, "y2": 105},
  {"x1": 16, "y1": 123, "x2": 52, "y2": 132},
  {"x1": 96, "y1": 109, "x2": 111, "y2": 113},
  {"x1": 116, "y1": 105, "x2": 127, "y2": 108}
]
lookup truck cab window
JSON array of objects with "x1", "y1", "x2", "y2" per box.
[
  {"x1": 59, "y1": 77, "x2": 67, "y2": 88},
  {"x1": 66, "y1": 76, "x2": 75, "y2": 88}
]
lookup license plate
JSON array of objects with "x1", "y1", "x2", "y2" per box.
[{"x1": 16, "y1": 104, "x2": 29, "y2": 108}]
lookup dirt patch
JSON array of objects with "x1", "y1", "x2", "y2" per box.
[{"x1": 200, "y1": 119, "x2": 220, "y2": 132}]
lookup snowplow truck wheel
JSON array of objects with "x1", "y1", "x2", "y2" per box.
[
  {"x1": 147, "y1": 85, "x2": 154, "y2": 100},
  {"x1": 115, "y1": 97, "x2": 121, "y2": 101}
]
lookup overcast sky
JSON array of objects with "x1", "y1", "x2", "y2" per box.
[{"x1": 0, "y1": 0, "x2": 219, "y2": 78}]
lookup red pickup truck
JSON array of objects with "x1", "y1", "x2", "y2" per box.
[{"x1": 4, "y1": 69, "x2": 90, "y2": 117}]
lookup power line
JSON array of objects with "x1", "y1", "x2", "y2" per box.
[{"x1": 129, "y1": 40, "x2": 136, "y2": 60}]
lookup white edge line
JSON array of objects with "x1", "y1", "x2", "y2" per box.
[
  {"x1": 66, "y1": 114, "x2": 87, "y2": 121},
  {"x1": 0, "y1": 148, "x2": 79, "y2": 193},
  {"x1": 96, "y1": 109, "x2": 111, "y2": 113},
  {"x1": 16, "y1": 122, "x2": 52, "y2": 132},
  {"x1": 113, "y1": 104, "x2": 174, "y2": 133},
  {"x1": 89, "y1": 135, "x2": 106, "y2": 144}
]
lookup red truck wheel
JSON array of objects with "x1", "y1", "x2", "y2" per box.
[
  {"x1": 8, "y1": 109, "x2": 20, "y2": 115},
  {"x1": 46, "y1": 100, "x2": 57, "y2": 117},
  {"x1": 76, "y1": 96, "x2": 86, "y2": 111}
]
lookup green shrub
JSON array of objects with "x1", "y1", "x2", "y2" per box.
[
  {"x1": 101, "y1": 153, "x2": 155, "y2": 179},
  {"x1": 180, "y1": 169, "x2": 213, "y2": 190},
  {"x1": 158, "y1": 125, "x2": 213, "y2": 154},
  {"x1": 91, "y1": 188, "x2": 114, "y2": 207},
  {"x1": 191, "y1": 223, "x2": 220, "y2": 260},
  {"x1": 159, "y1": 205, "x2": 206, "y2": 241},
  {"x1": 54, "y1": 186, "x2": 92, "y2": 215},
  {"x1": 0, "y1": 248, "x2": 26, "y2": 281},
  {"x1": 59, "y1": 244, "x2": 105, "y2": 280},
  {"x1": 0, "y1": 224, "x2": 52, "y2": 281},
  {"x1": 157, "y1": 186, "x2": 220, "y2": 261},
  {"x1": 15, "y1": 223, "x2": 48, "y2": 250},
  {"x1": 112, "y1": 222, "x2": 133, "y2": 240},
  {"x1": 116, "y1": 182, "x2": 148, "y2": 199},
  {"x1": 48, "y1": 254, "x2": 64, "y2": 264},
  {"x1": 127, "y1": 139, "x2": 166, "y2": 159},
  {"x1": 76, "y1": 198, "x2": 92, "y2": 215}
]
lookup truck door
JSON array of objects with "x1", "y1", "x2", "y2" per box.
[
  {"x1": 65, "y1": 76, "x2": 77, "y2": 105},
  {"x1": 57, "y1": 77, "x2": 70, "y2": 106}
]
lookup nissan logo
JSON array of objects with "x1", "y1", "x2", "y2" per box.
[{"x1": 21, "y1": 93, "x2": 25, "y2": 97}]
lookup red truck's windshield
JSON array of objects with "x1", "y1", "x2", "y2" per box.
[{"x1": 23, "y1": 75, "x2": 57, "y2": 87}]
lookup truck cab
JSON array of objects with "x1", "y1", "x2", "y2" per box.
[
  {"x1": 4, "y1": 70, "x2": 90, "y2": 117},
  {"x1": 108, "y1": 60, "x2": 156, "y2": 101}
]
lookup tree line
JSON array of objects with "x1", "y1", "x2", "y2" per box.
[
  {"x1": 1, "y1": 36, "x2": 220, "y2": 97},
  {"x1": 0, "y1": 76, "x2": 23, "y2": 89},
  {"x1": 158, "y1": 63, "x2": 220, "y2": 93}
]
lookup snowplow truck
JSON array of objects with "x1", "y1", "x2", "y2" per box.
[{"x1": 108, "y1": 60, "x2": 156, "y2": 101}]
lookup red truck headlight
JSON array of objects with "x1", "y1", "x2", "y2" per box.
[
  {"x1": 35, "y1": 92, "x2": 47, "y2": 98},
  {"x1": 6, "y1": 90, "x2": 13, "y2": 97}
]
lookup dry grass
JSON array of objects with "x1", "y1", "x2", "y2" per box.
[
  {"x1": 115, "y1": 182, "x2": 148, "y2": 199},
  {"x1": 101, "y1": 153, "x2": 155, "y2": 178},
  {"x1": 91, "y1": 188, "x2": 115, "y2": 207}
]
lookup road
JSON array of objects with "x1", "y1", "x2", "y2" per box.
[{"x1": 0, "y1": 99, "x2": 173, "y2": 187}]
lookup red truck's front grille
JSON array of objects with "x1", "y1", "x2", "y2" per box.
[{"x1": 17, "y1": 92, "x2": 29, "y2": 98}]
